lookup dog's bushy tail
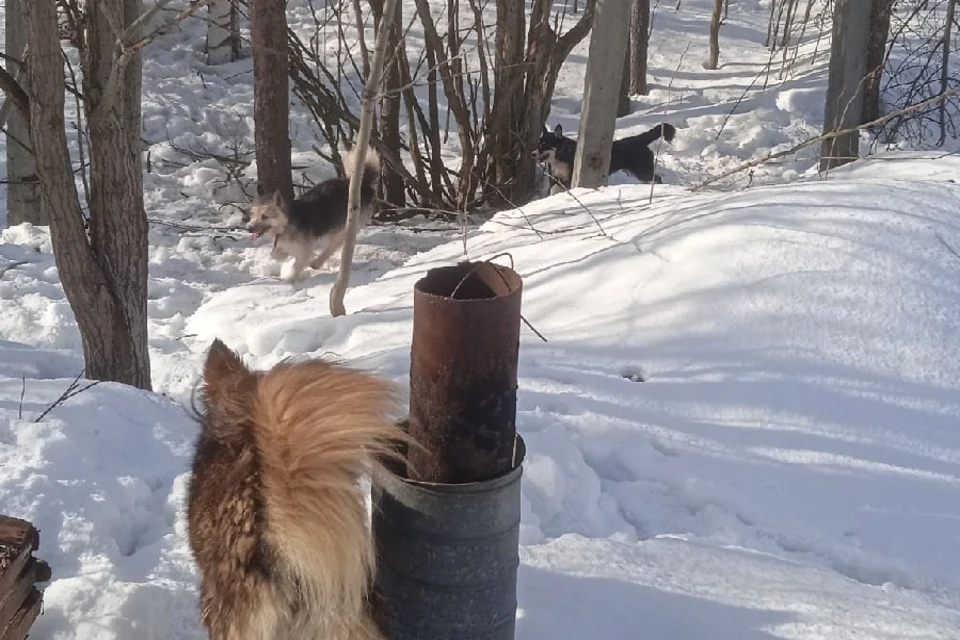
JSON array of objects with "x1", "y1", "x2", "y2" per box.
[
  {"x1": 201, "y1": 339, "x2": 406, "y2": 628},
  {"x1": 345, "y1": 145, "x2": 381, "y2": 195},
  {"x1": 634, "y1": 122, "x2": 677, "y2": 147}
]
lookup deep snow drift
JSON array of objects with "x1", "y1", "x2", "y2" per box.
[{"x1": 4, "y1": 157, "x2": 960, "y2": 638}]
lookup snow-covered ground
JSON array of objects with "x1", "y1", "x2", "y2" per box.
[{"x1": 3, "y1": 0, "x2": 960, "y2": 638}]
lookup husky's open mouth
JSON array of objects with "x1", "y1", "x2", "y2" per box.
[{"x1": 247, "y1": 222, "x2": 271, "y2": 241}]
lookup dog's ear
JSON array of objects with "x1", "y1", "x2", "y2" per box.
[
  {"x1": 542, "y1": 123, "x2": 549, "y2": 135},
  {"x1": 203, "y1": 340, "x2": 253, "y2": 405},
  {"x1": 256, "y1": 183, "x2": 265, "y2": 197},
  {"x1": 554, "y1": 124, "x2": 563, "y2": 136},
  {"x1": 201, "y1": 339, "x2": 257, "y2": 441},
  {"x1": 272, "y1": 191, "x2": 284, "y2": 208}
]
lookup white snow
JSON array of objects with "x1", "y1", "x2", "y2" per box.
[{"x1": 3, "y1": 0, "x2": 960, "y2": 638}]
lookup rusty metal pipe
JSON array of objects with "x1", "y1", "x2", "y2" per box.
[{"x1": 406, "y1": 261, "x2": 523, "y2": 484}]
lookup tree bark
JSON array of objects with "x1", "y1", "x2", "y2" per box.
[
  {"x1": 413, "y1": 0, "x2": 477, "y2": 209},
  {"x1": 820, "y1": 0, "x2": 871, "y2": 171},
  {"x1": 938, "y1": 0, "x2": 956, "y2": 145},
  {"x1": 28, "y1": 0, "x2": 152, "y2": 389},
  {"x1": 251, "y1": 0, "x2": 293, "y2": 205},
  {"x1": 861, "y1": 0, "x2": 894, "y2": 123},
  {"x1": 5, "y1": 0, "x2": 45, "y2": 227},
  {"x1": 373, "y1": 0, "x2": 405, "y2": 211},
  {"x1": 629, "y1": 0, "x2": 650, "y2": 95},
  {"x1": 329, "y1": 0, "x2": 398, "y2": 317},
  {"x1": 510, "y1": 0, "x2": 596, "y2": 202},
  {"x1": 706, "y1": 0, "x2": 724, "y2": 70},
  {"x1": 486, "y1": 0, "x2": 527, "y2": 203},
  {"x1": 572, "y1": 0, "x2": 633, "y2": 189},
  {"x1": 618, "y1": 46, "x2": 631, "y2": 117},
  {"x1": 207, "y1": 0, "x2": 240, "y2": 65}
]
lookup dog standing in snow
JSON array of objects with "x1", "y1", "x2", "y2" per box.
[
  {"x1": 186, "y1": 339, "x2": 407, "y2": 640},
  {"x1": 246, "y1": 146, "x2": 380, "y2": 281},
  {"x1": 536, "y1": 122, "x2": 676, "y2": 193}
]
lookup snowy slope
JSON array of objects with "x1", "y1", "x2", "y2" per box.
[{"x1": 4, "y1": 156, "x2": 960, "y2": 638}]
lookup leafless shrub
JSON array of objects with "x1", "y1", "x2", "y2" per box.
[{"x1": 874, "y1": 0, "x2": 960, "y2": 147}]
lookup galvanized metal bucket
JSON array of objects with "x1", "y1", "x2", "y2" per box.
[{"x1": 372, "y1": 434, "x2": 526, "y2": 640}]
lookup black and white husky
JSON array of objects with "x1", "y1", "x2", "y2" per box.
[
  {"x1": 536, "y1": 122, "x2": 676, "y2": 192},
  {"x1": 247, "y1": 147, "x2": 380, "y2": 281}
]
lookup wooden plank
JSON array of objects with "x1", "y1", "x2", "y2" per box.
[
  {"x1": 0, "y1": 589, "x2": 41, "y2": 640},
  {"x1": 0, "y1": 516, "x2": 47, "y2": 640},
  {"x1": 0, "y1": 517, "x2": 38, "y2": 554},
  {"x1": 0, "y1": 547, "x2": 30, "y2": 603},
  {"x1": 0, "y1": 558, "x2": 41, "y2": 632}
]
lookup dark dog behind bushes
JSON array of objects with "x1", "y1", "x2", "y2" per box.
[{"x1": 536, "y1": 122, "x2": 676, "y2": 192}]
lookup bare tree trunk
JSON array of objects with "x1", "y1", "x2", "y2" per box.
[
  {"x1": 572, "y1": 0, "x2": 633, "y2": 188},
  {"x1": 939, "y1": 0, "x2": 956, "y2": 145},
  {"x1": 820, "y1": 0, "x2": 871, "y2": 171},
  {"x1": 424, "y1": 40, "x2": 445, "y2": 199},
  {"x1": 207, "y1": 0, "x2": 241, "y2": 65},
  {"x1": 779, "y1": 0, "x2": 799, "y2": 49},
  {"x1": 27, "y1": 0, "x2": 152, "y2": 389},
  {"x1": 486, "y1": 0, "x2": 527, "y2": 203},
  {"x1": 372, "y1": 0, "x2": 405, "y2": 211},
  {"x1": 797, "y1": 0, "x2": 817, "y2": 44},
  {"x1": 706, "y1": 0, "x2": 724, "y2": 70},
  {"x1": 629, "y1": 0, "x2": 650, "y2": 95},
  {"x1": 413, "y1": 0, "x2": 477, "y2": 209},
  {"x1": 862, "y1": 0, "x2": 894, "y2": 123},
  {"x1": 5, "y1": 0, "x2": 45, "y2": 227},
  {"x1": 251, "y1": 0, "x2": 293, "y2": 205},
  {"x1": 329, "y1": 0, "x2": 398, "y2": 317},
  {"x1": 352, "y1": 0, "x2": 371, "y2": 79},
  {"x1": 765, "y1": 0, "x2": 780, "y2": 48},
  {"x1": 770, "y1": 0, "x2": 788, "y2": 50},
  {"x1": 618, "y1": 47, "x2": 631, "y2": 117},
  {"x1": 512, "y1": 0, "x2": 596, "y2": 201}
]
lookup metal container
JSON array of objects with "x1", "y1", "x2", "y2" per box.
[
  {"x1": 372, "y1": 435, "x2": 526, "y2": 640},
  {"x1": 407, "y1": 261, "x2": 523, "y2": 483}
]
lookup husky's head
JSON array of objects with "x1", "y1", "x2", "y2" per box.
[
  {"x1": 247, "y1": 186, "x2": 290, "y2": 240},
  {"x1": 534, "y1": 123, "x2": 566, "y2": 164}
]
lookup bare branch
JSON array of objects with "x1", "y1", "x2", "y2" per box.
[
  {"x1": 0, "y1": 260, "x2": 28, "y2": 280},
  {"x1": 92, "y1": 0, "x2": 213, "y2": 124},
  {"x1": 0, "y1": 47, "x2": 30, "y2": 126},
  {"x1": 33, "y1": 371, "x2": 101, "y2": 423}
]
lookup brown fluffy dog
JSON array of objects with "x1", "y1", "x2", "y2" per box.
[{"x1": 186, "y1": 339, "x2": 405, "y2": 640}]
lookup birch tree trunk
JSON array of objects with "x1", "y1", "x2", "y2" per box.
[
  {"x1": 572, "y1": 0, "x2": 633, "y2": 188},
  {"x1": 5, "y1": 0, "x2": 45, "y2": 226},
  {"x1": 329, "y1": 0, "x2": 399, "y2": 316}
]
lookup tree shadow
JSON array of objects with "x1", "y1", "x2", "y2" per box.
[{"x1": 518, "y1": 564, "x2": 790, "y2": 639}]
